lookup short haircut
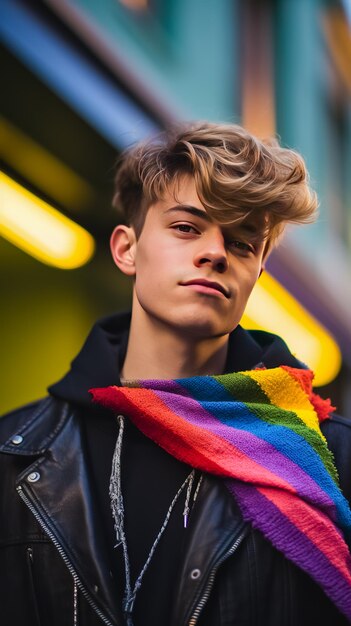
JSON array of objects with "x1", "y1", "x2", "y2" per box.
[{"x1": 112, "y1": 121, "x2": 318, "y2": 251}]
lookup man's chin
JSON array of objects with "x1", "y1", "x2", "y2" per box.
[
  {"x1": 169, "y1": 316, "x2": 235, "y2": 340},
  {"x1": 139, "y1": 306, "x2": 237, "y2": 339}
]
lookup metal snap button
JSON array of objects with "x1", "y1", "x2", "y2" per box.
[
  {"x1": 11, "y1": 435, "x2": 23, "y2": 445},
  {"x1": 190, "y1": 568, "x2": 201, "y2": 580},
  {"x1": 27, "y1": 471, "x2": 40, "y2": 483}
]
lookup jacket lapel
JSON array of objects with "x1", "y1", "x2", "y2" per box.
[
  {"x1": 171, "y1": 474, "x2": 248, "y2": 626},
  {"x1": 5, "y1": 398, "x2": 123, "y2": 626}
]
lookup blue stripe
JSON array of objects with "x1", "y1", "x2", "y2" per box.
[{"x1": 176, "y1": 375, "x2": 351, "y2": 530}]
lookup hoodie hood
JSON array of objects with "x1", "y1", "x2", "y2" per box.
[{"x1": 49, "y1": 311, "x2": 306, "y2": 408}]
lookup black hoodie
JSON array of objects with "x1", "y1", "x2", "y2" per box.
[{"x1": 48, "y1": 313, "x2": 305, "y2": 626}]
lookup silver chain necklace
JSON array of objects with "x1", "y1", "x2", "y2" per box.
[{"x1": 109, "y1": 414, "x2": 202, "y2": 626}]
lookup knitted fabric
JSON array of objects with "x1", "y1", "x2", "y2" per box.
[{"x1": 90, "y1": 366, "x2": 351, "y2": 620}]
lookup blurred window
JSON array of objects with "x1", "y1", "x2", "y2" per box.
[{"x1": 323, "y1": 5, "x2": 351, "y2": 249}]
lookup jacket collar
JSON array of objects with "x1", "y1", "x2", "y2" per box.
[{"x1": 1, "y1": 397, "x2": 70, "y2": 456}]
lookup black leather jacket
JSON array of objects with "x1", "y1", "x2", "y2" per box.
[
  {"x1": 1, "y1": 396, "x2": 351, "y2": 625},
  {"x1": 1, "y1": 315, "x2": 351, "y2": 625}
]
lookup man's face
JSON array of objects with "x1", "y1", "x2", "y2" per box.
[{"x1": 127, "y1": 176, "x2": 266, "y2": 339}]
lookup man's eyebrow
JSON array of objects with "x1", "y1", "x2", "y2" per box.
[
  {"x1": 164, "y1": 205, "x2": 212, "y2": 222},
  {"x1": 238, "y1": 222, "x2": 262, "y2": 235},
  {"x1": 165, "y1": 205, "x2": 266, "y2": 238}
]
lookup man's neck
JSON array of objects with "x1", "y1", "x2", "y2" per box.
[{"x1": 121, "y1": 311, "x2": 229, "y2": 381}]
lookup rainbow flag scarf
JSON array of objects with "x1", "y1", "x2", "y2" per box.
[{"x1": 91, "y1": 366, "x2": 351, "y2": 620}]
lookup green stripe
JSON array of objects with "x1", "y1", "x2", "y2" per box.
[
  {"x1": 247, "y1": 402, "x2": 339, "y2": 484},
  {"x1": 215, "y1": 372, "x2": 338, "y2": 484},
  {"x1": 215, "y1": 372, "x2": 271, "y2": 404}
]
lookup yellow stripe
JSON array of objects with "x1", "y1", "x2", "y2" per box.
[{"x1": 245, "y1": 368, "x2": 321, "y2": 435}]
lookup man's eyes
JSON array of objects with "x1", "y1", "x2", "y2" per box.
[
  {"x1": 172, "y1": 223, "x2": 199, "y2": 234},
  {"x1": 171, "y1": 224, "x2": 255, "y2": 253},
  {"x1": 228, "y1": 240, "x2": 254, "y2": 253}
]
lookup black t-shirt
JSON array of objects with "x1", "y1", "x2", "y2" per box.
[{"x1": 84, "y1": 409, "x2": 192, "y2": 625}]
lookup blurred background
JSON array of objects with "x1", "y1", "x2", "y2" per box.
[{"x1": 1, "y1": 0, "x2": 351, "y2": 414}]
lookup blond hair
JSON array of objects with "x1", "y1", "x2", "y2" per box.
[{"x1": 112, "y1": 122, "x2": 318, "y2": 250}]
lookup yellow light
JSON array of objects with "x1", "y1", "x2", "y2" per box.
[
  {"x1": 0, "y1": 172, "x2": 95, "y2": 269},
  {"x1": 0, "y1": 116, "x2": 94, "y2": 210},
  {"x1": 242, "y1": 271, "x2": 342, "y2": 387}
]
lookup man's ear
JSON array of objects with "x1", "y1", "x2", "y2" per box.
[{"x1": 110, "y1": 224, "x2": 137, "y2": 276}]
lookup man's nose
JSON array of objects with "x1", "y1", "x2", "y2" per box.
[{"x1": 193, "y1": 229, "x2": 229, "y2": 273}]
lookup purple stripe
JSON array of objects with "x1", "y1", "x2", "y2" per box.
[
  {"x1": 141, "y1": 379, "x2": 187, "y2": 392},
  {"x1": 150, "y1": 388, "x2": 335, "y2": 516},
  {"x1": 228, "y1": 482, "x2": 351, "y2": 619}
]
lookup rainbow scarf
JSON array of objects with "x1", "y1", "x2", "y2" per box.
[{"x1": 91, "y1": 366, "x2": 351, "y2": 620}]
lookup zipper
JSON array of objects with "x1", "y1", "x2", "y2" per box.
[
  {"x1": 26, "y1": 546, "x2": 43, "y2": 626},
  {"x1": 17, "y1": 485, "x2": 114, "y2": 626},
  {"x1": 188, "y1": 527, "x2": 247, "y2": 626}
]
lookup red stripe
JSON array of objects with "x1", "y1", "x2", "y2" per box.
[
  {"x1": 258, "y1": 486, "x2": 351, "y2": 582},
  {"x1": 281, "y1": 366, "x2": 335, "y2": 421},
  {"x1": 94, "y1": 386, "x2": 298, "y2": 492}
]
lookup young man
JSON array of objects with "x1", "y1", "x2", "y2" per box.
[{"x1": 1, "y1": 122, "x2": 351, "y2": 626}]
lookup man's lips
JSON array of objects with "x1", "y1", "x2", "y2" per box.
[{"x1": 180, "y1": 279, "x2": 230, "y2": 298}]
